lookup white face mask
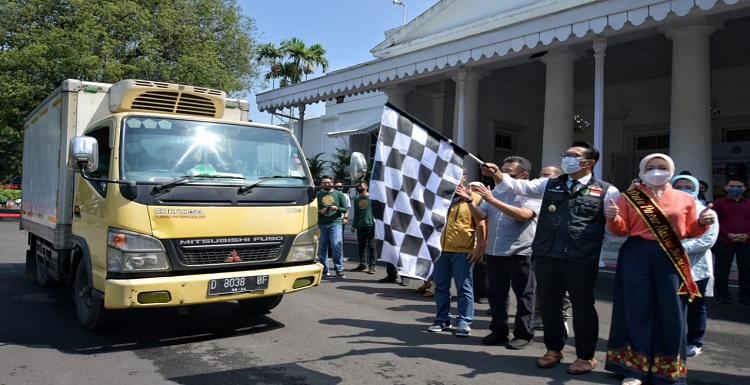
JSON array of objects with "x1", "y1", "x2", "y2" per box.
[
  {"x1": 561, "y1": 157, "x2": 582, "y2": 174},
  {"x1": 642, "y1": 169, "x2": 672, "y2": 186}
]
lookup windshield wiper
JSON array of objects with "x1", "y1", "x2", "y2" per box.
[
  {"x1": 152, "y1": 174, "x2": 244, "y2": 194},
  {"x1": 238, "y1": 175, "x2": 307, "y2": 195}
]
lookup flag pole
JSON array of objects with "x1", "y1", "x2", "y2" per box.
[{"x1": 385, "y1": 102, "x2": 484, "y2": 167}]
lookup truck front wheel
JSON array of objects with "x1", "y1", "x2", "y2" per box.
[
  {"x1": 74, "y1": 261, "x2": 109, "y2": 330},
  {"x1": 237, "y1": 295, "x2": 283, "y2": 315}
]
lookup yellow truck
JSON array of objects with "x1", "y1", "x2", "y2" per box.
[{"x1": 21, "y1": 79, "x2": 322, "y2": 330}]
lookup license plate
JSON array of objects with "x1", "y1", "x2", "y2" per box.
[{"x1": 208, "y1": 275, "x2": 269, "y2": 295}]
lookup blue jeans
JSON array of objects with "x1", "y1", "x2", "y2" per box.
[
  {"x1": 318, "y1": 223, "x2": 343, "y2": 274},
  {"x1": 686, "y1": 278, "x2": 709, "y2": 348},
  {"x1": 433, "y1": 251, "x2": 474, "y2": 324}
]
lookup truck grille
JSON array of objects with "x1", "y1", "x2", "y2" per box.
[
  {"x1": 132, "y1": 91, "x2": 217, "y2": 117},
  {"x1": 178, "y1": 245, "x2": 283, "y2": 265}
]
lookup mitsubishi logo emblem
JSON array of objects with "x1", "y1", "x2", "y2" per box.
[{"x1": 225, "y1": 250, "x2": 241, "y2": 262}]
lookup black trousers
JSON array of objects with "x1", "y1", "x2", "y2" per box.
[
  {"x1": 473, "y1": 259, "x2": 489, "y2": 300},
  {"x1": 486, "y1": 254, "x2": 535, "y2": 340},
  {"x1": 534, "y1": 255, "x2": 599, "y2": 360},
  {"x1": 712, "y1": 240, "x2": 750, "y2": 300},
  {"x1": 356, "y1": 226, "x2": 377, "y2": 267}
]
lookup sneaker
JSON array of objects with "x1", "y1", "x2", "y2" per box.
[
  {"x1": 482, "y1": 332, "x2": 509, "y2": 346},
  {"x1": 367, "y1": 266, "x2": 376, "y2": 274},
  {"x1": 427, "y1": 320, "x2": 452, "y2": 332},
  {"x1": 686, "y1": 345, "x2": 702, "y2": 357},
  {"x1": 335, "y1": 271, "x2": 345, "y2": 279},
  {"x1": 399, "y1": 277, "x2": 411, "y2": 286},
  {"x1": 322, "y1": 271, "x2": 329, "y2": 277},
  {"x1": 455, "y1": 322, "x2": 471, "y2": 337},
  {"x1": 507, "y1": 337, "x2": 533, "y2": 350},
  {"x1": 531, "y1": 316, "x2": 544, "y2": 330},
  {"x1": 350, "y1": 264, "x2": 367, "y2": 272}
]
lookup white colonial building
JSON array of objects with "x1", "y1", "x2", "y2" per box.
[{"x1": 256, "y1": 0, "x2": 750, "y2": 198}]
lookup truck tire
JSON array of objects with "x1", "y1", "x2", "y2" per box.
[
  {"x1": 74, "y1": 260, "x2": 109, "y2": 331},
  {"x1": 237, "y1": 294, "x2": 283, "y2": 315}
]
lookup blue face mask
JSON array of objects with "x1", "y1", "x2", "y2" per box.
[
  {"x1": 675, "y1": 187, "x2": 693, "y2": 194},
  {"x1": 727, "y1": 186, "x2": 745, "y2": 197}
]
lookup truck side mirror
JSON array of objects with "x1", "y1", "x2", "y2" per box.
[{"x1": 68, "y1": 136, "x2": 99, "y2": 173}]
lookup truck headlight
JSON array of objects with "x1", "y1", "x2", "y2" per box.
[
  {"x1": 287, "y1": 226, "x2": 318, "y2": 262},
  {"x1": 107, "y1": 228, "x2": 170, "y2": 272}
]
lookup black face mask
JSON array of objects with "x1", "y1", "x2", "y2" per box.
[{"x1": 356, "y1": 187, "x2": 366, "y2": 193}]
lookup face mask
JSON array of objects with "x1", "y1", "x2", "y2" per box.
[
  {"x1": 356, "y1": 187, "x2": 366, "y2": 193},
  {"x1": 675, "y1": 187, "x2": 693, "y2": 195},
  {"x1": 642, "y1": 169, "x2": 671, "y2": 186},
  {"x1": 560, "y1": 157, "x2": 582, "y2": 174},
  {"x1": 727, "y1": 186, "x2": 745, "y2": 197}
]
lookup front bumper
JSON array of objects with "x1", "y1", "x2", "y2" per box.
[{"x1": 103, "y1": 263, "x2": 323, "y2": 309}]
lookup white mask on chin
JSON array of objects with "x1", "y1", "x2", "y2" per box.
[
  {"x1": 641, "y1": 169, "x2": 672, "y2": 186},
  {"x1": 561, "y1": 157, "x2": 582, "y2": 174}
]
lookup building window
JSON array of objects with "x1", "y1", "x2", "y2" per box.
[
  {"x1": 635, "y1": 134, "x2": 670, "y2": 151},
  {"x1": 495, "y1": 132, "x2": 513, "y2": 150},
  {"x1": 726, "y1": 128, "x2": 750, "y2": 142},
  {"x1": 368, "y1": 131, "x2": 378, "y2": 166}
]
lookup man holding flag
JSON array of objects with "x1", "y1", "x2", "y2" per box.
[
  {"x1": 369, "y1": 102, "x2": 486, "y2": 337},
  {"x1": 427, "y1": 170, "x2": 486, "y2": 336}
]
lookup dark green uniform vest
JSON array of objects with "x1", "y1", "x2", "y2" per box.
[{"x1": 531, "y1": 175, "x2": 611, "y2": 263}]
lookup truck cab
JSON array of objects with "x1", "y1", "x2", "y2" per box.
[{"x1": 22, "y1": 79, "x2": 323, "y2": 330}]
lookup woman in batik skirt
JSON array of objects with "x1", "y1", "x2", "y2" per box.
[{"x1": 604, "y1": 153, "x2": 716, "y2": 385}]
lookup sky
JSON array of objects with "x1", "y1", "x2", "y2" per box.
[{"x1": 237, "y1": 0, "x2": 439, "y2": 125}]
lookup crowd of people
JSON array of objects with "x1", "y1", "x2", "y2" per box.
[{"x1": 315, "y1": 142, "x2": 748, "y2": 385}]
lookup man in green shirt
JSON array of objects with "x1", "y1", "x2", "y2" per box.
[
  {"x1": 317, "y1": 175, "x2": 349, "y2": 278},
  {"x1": 350, "y1": 181, "x2": 377, "y2": 274}
]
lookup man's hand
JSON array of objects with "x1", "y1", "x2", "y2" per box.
[
  {"x1": 473, "y1": 184, "x2": 493, "y2": 203},
  {"x1": 456, "y1": 183, "x2": 472, "y2": 201},
  {"x1": 350, "y1": 227, "x2": 356, "y2": 233},
  {"x1": 467, "y1": 248, "x2": 483, "y2": 264},
  {"x1": 481, "y1": 163, "x2": 499, "y2": 176},
  {"x1": 606, "y1": 198, "x2": 619, "y2": 220}
]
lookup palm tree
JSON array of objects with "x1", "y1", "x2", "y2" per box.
[
  {"x1": 280, "y1": 37, "x2": 329, "y2": 84},
  {"x1": 305, "y1": 153, "x2": 330, "y2": 183},
  {"x1": 330, "y1": 148, "x2": 351, "y2": 183}
]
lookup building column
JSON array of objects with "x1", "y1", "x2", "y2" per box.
[
  {"x1": 540, "y1": 52, "x2": 578, "y2": 168},
  {"x1": 664, "y1": 24, "x2": 716, "y2": 191},
  {"x1": 381, "y1": 86, "x2": 411, "y2": 110},
  {"x1": 297, "y1": 104, "x2": 306, "y2": 144},
  {"x1": 593, "y1": 37, "x2": 607, "y2": 178},
  {"x1": 452, "y1": 67, "x2": 483, "y2": 179}
]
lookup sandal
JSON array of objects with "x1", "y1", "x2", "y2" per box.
[
  {"x1": 423, "y1": 290, "x2": 435, "y2": 297},
  {"x1": 414, "y1": 282, "x2": 431, "y2": 293}
]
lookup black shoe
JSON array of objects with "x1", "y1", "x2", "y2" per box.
[
  {"x1": 507, "y1": 338, "x2": 533, "y2": 350},
  {"x1": 350, "y1": 265, "x2": 367, "y2": 272},
  {"x1": 379, "y1": 276, "x2": 397, "y2": 283},
  {"x1": 481, "y1": 332, "x2": 509, "y2": 346},
  {"x1": 475, "y1": 297, "x2": 489, "y2": 304},
  {"x1": 335, "y1": 271, "x2": 345, "y2": 279}
]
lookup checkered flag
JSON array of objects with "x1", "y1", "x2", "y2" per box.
[{"x1": 369, "y1": 104, "x2": 466, "y2": 280}]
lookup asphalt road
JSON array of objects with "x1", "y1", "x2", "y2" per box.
[{"x1": 1, "y1": 218, "x2": 748, "y2": 385}]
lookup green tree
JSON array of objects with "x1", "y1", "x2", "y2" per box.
[
  {"x1": 0, "y1": 0, "x2": 261, "y2": 181},
  {"x1": 329, "y1": 148, "x2": 351, "y2": 183},
  {"x1": 305, "y1": 153, "x2": 330, "y2": 183}
]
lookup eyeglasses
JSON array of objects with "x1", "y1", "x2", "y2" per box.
[{"x1": 560, "y1": 152, "x2": 583, "y2": 159}]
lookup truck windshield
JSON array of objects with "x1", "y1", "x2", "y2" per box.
[{"x1": 120, "y1": 116, "x2": 311, "y2": 186}]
